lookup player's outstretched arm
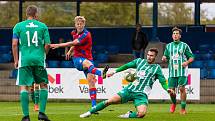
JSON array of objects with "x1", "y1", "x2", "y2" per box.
[
  {"x1": 107, "y1": 61, "x2": 136, "y2": 78},
  {"x1": 50, "y1": 39, "x2": 79, "y2": 49}
]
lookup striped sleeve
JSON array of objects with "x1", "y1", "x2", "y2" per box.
[
  {"x1": 78, "y1": 29, "x2": 88, "y2": 44},
  {"x1": 156, "y1": 66, "x2": 168, "y2": 91},
  {"x1": 184, "y1": 44, "x2": 194, "y2": 59},
  {"x1": 164, "y1": 44, "x2": 170, "y2": 59},
  {"x1": 115, "y1": 59, "x2": 138, "y2": 72}
]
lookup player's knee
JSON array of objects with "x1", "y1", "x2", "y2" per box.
[
  {"x1": 40, "y1": 83, "x2": 48, "y2": 89},
  {"x1": 104, "y1": 100, "x2": 111, "y2": 106},
  {"x1": 87, "y1": 73, "x2": 95, "y2": 80},
  {"x1": 34, "y1": 84, "x2": 40, "y2": 89},
  {"x1": 179, "y1": 87, "x2": 185, "y2": 93},
  {"x1": 137, "y1": 112, "x2": 146, "y2": 118},
  {"x1": 87, "y1": 74, "x2": 96, "y2": 85}
]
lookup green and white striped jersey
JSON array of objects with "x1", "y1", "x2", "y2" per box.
[
  {"x1": 13, "y1": 19, "x2": 51, "y2": 68},
  {"x1": 164, "y1": 41, "x2": 194, "y2": 77},
  {"x1": 116, "y1": 58, "x2": 167, "y2": 96}
]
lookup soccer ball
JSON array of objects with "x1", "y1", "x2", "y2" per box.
[{"x1": 124, "y1": 71, "x2": 136, "y2": 82}]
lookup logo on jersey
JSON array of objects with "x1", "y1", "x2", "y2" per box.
[{"x1": 26, "y1": 22, "x2": 38, "y2": 28}]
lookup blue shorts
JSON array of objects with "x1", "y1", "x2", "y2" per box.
[{"x1": 72, "y1": 57, "x2": 94, "y2": 77}]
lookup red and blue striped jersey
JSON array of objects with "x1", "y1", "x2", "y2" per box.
[{"x1": 71, "y1": 29, "x2": 93, "y2": 60}]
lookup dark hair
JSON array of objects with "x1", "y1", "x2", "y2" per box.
[
  {"x1": 172, "y1": 26, "x2": 182, "y2": 34},
  {"x1": 26, "y1": 5, "x2": 38, "y2": 17},
  {"x1": 149, "y1": 48, "x2": 158, "y2": 56}
]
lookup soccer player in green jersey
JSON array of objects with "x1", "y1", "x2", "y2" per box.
[
  {"x1": 12, "y1": 5, "x2": 51, "y2": 121},
  {"x1": 162, "y1": 27, "x2": 194, "y2": 114},
  {"x1": 80, "y1": 48, "x2": 170, "y2": 118}
]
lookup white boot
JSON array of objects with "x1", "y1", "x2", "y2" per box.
[
  {"x1": 80, "y1": 111, "x2": 91, "y2": 118},
  {"x1": 118, "y1": 111, "x2": 132, "y2": 118}
]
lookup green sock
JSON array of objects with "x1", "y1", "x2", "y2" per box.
[
  {"x1": 20, "y1": 90, "x2": 29, "y2": 116},
  {"x1": 39, "y1": 89, "x2": 48, "y2": 113},
  {"x1": 34, "y1": 90, "x2": 39, "y2": 105},
  {"x1": 129, "y1": 112, "x2": 138, "y2": 118},
  {"x1": 30, "y1": 91, "x2": 35, "y2": 104},
  {"x1": 89, "y1": 100, "x2": 107, "y2": 113},
  {"x1": 170, "y1": 94, "x2": 176, "y2": 104},
  {"x1": 181, "y1": 101, "x2": 186, "y2": 109}
]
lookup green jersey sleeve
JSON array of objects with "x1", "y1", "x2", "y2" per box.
[
  {"x1": 13, "y1": 24, "x2": 20, "y2": 38},
  {"x1": 185, "y1": 44, "x2": 194, "y2": 59},
  {"x1": 163, "y1": 44, "x2": 170, "y2": 60},
  {"x1": 43, "y1": 25, "x2": 51, "y2": 44},
  {"x1": 115, "y1": 59, "x2": 138, "y2": 73},
  {"x1": 156, "y1": 66, "x2": 168, "y2": 91}
]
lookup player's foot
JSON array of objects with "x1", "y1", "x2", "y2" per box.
[
  {"x1": 180, "y1": 109, "x2": 187, "y2": 115},
  {"x1": 80, "y1": 111, "x2": 91, "y2": 118},
  {"x1": 102, "y1": 65, "x2": 109, "y2": 79},
  {"x1": 118, "y1": 110, "x2": 132, "y2": 118},
  {"x1": 38, "y1": 112, "x2": 51, "y2": 121},
  {"x1": 34, "y1": 104, "x2": 39, "y2": 111},
  {"x1": 170, "y1": 104, "x2": 176, "y2": 113},
  {"x1": 21, "y1": 115, "x2": 30, "y2": 121}
]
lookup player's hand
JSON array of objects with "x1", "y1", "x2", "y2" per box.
[
  {"x1": 162, "y1": 56, "x2": 167, "y2": 62},
  {"x1": 50, "y1": 44, "x2": 60, "y2": 49},
  {"x1": 106, "y1": 70, "x2": 116, "y2": 78},
  {"x1": 182, "y1": 61, "x2": 189, "y2": 68},
  {"x1": 65, "y1": 51, "x2": 72, "y2": 60},
  {"x1": 14, "y1": 61, "x2": 18, "y2": 69}
]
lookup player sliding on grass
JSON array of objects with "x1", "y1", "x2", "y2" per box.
[
  {"x1": 50, "y1": 16, "x2": 109, "y2": 108},
  {"x1": 162, "y1": 27, "x2": 194, "y2": 114},
  {"x1": 80, "y1": 48, "x2": 172, "y2": 118}
]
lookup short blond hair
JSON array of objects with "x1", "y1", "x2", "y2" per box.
[{"x1": 74, "y1": 16, "x2": 86, "y2": 23}]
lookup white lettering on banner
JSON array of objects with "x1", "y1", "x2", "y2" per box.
[{"x1": 47, "y1": 68, "x2": 200, "y2": 100}]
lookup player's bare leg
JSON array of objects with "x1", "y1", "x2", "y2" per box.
[
  {"x1": 169, "y1": 88, "x2": 176, "y2": 113},
  {"x1": 179, "y1": 86, "x2": 187, "y2": 114},
  {"x1": 83, "y1": 60, "x2": 109, "y2": 108},
  {"x1": 83, "y1": 60, "x2": 109, "y2": 81}
]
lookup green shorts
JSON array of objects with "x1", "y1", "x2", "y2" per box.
[
  {"x1": 168, "y1": 76, "x2": 187, "y2": 88},
  {"x1": 16, "y1": 66, "x2": 48, "y2": 86},
  {"x1": 117, "y1": 88, "x2": 148, "y2": 107}
]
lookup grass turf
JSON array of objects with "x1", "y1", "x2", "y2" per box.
[{"x1": 0, "y1": 102, "x2": 215, "y2": 121}]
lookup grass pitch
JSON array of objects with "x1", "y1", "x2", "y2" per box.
[{"x1": 0, "y1": 102, "x2": 215, "y2": 121}]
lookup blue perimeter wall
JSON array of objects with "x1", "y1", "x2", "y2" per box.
[{"x1": 1, "y1": 26, "x2": 215, "y2": 53}]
